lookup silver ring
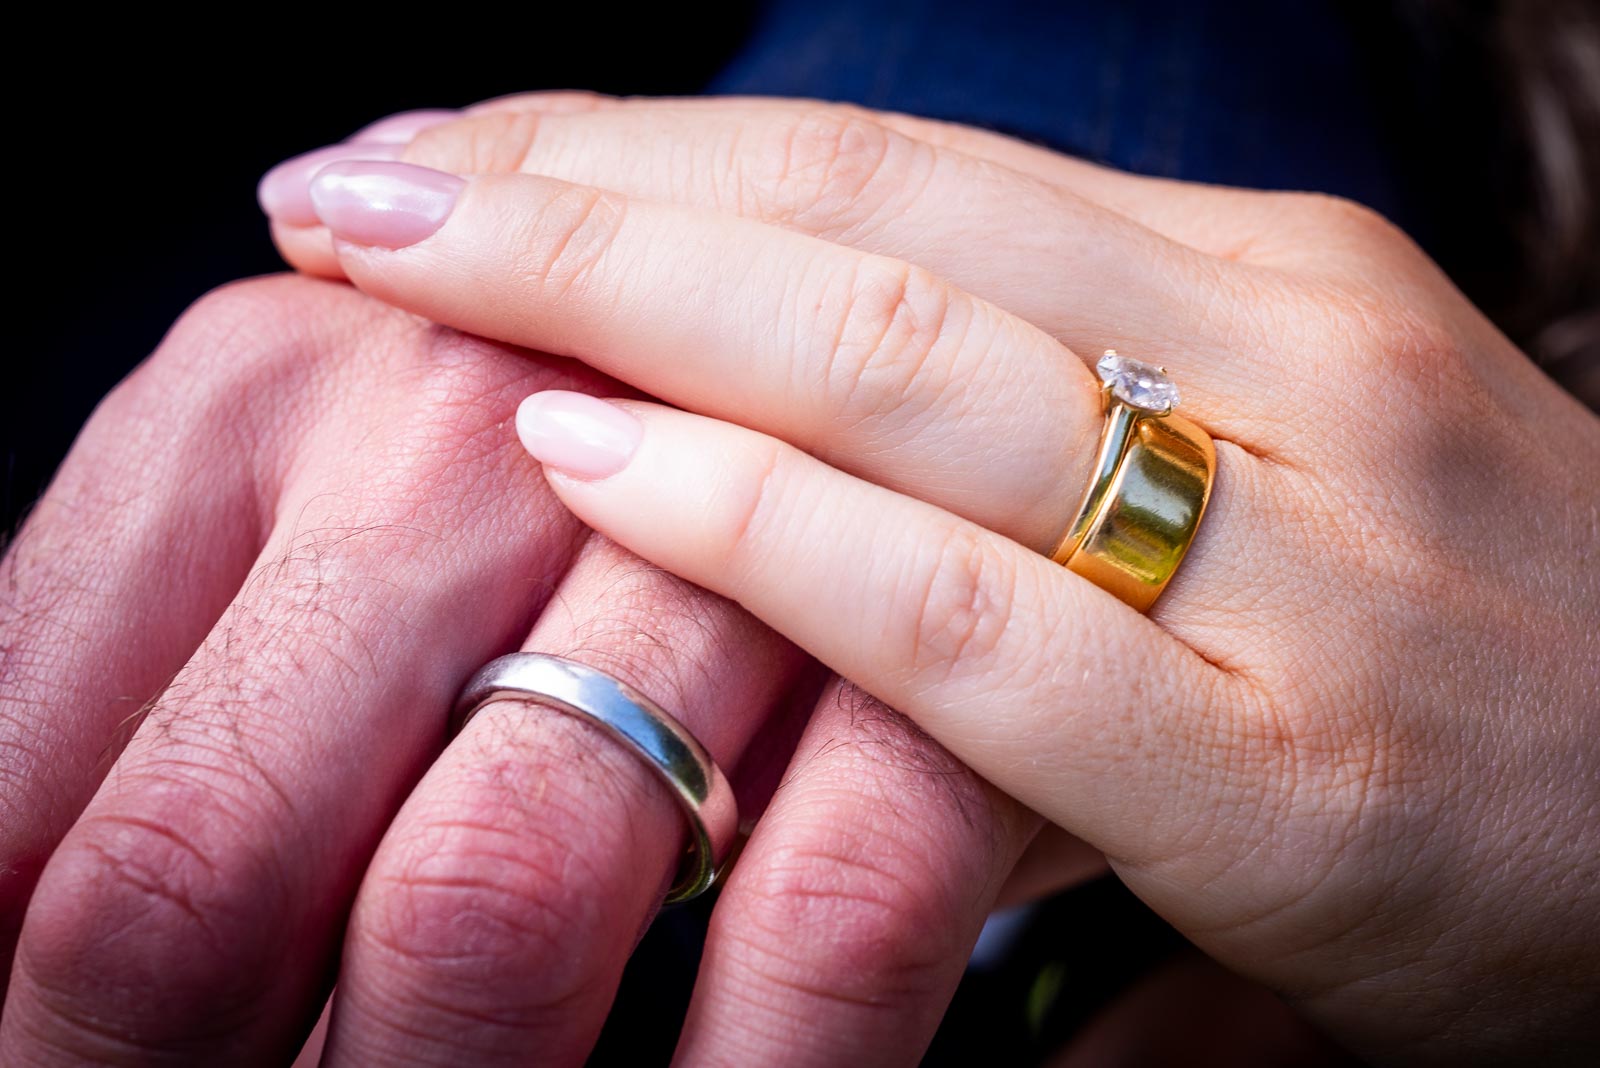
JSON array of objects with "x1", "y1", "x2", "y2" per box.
[{"x1": 452, "y1": 653, "x2": 738, "y2": 904}]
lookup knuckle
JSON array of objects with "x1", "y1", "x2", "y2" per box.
[
  {"x1": 1287, "y1": 192, "x2": 1407, "y2": 249},
  {"x1": 1279, "y1": 194, "x2": 1450, "y2": 288},
  {"x1": 83, "y1": 275, "x2": 481, "y2": 484},
  {"x1": 821, "y1": 258, "x2": 960, "y2": 427},
  {"x1": 165, "y1": 275, "x2": 302, "y2": 348},
  {"x1": 1368, "y1": 310, "x2": 1461, "y2": 383},
  {"x1": 507, "y1": 184, "x2": 628, "y2": 302},
  {"x1": 99, "y1": 276, "x2": 366, "y2": 451},
  {"x1": 904, "y1": 523, "x2": 1014, "y2": 680},
  {"x1": 18, "y1": 786, "x2": 286, "y2": 1043},
  {"x1": 1293, "y1": 278, "x2": 1464, "y2": 393},
  {"x1": 731, "y1": 834, "x2": 965, "y2": 1002},
  {"x1": 145, "y1": 275, "x2": 332, "y2": 387},
  {"x1": 483, "y1": 90, "x2": 613, "y2": 113},
  {"x1": 355, "y1": 765, "x2": 620, "y2": 1014},
  {"x1": 712, "y1": 437, "x2": 791, "y2": 575},
  {"x1": 760, "y1": 107, "x2": 914, "y2": 233},
  {"x1": 407, "y1": 109, "x2": 544, "y2": 175}
]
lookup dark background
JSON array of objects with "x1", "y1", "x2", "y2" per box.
[
  {"x1": 8, "y1": 8, "x2": 759, "y2": 532},
  {"x1": 8, "y1": 1, "x2": 1544, "y2": 536}
]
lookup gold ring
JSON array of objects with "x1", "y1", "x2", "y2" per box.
[{"x1": 1049, "y1": 351, "x2": 1216, "y2": 612}]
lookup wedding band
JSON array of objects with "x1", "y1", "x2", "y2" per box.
[
  {"x1": 1049, "y1": 351, "x2": 1216, "y2": 612},
  {"x1": 453, "y1": 653, "x2": 739, "y2": 904}
]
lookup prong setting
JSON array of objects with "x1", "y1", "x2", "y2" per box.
[{"x1": 1096, "y1": 349, "x2": 1180, "y2": 415}]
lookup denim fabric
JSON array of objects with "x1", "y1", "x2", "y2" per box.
[{"x1": 709, "y1": 0, "x2": 1406, "y2": 225}]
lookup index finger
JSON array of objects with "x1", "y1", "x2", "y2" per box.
[{"x1": 527, "y1": 400, "x2": 1229, "y2": 859}]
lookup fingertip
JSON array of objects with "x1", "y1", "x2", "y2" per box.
[
  {"x1": 268, "y1": 220, "x2": 347, "y2": 280},
  {"x1": 307, "y1": 161, "x2": 466, "y2": 250},
  {"x1": 257, "y1": 143, "x2": 402, "y2": 226},
  {"x1": 515, "y1": 391, "x2": 642, "y2": 480}
]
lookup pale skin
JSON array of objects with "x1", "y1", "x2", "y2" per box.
[
  {"x1": 276, "y1": 95, "x2": 1596, "y2": 1060},
  {"x1": 0, "y1": 91, "x2": 1593, "y2": 1067}
]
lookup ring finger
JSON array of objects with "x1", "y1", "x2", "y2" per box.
[{"x1": 318, "y1": 535, "x2": 806, "y2": 1067}]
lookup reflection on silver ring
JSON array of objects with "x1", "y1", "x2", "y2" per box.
[{"x1": 452, "y1": 652, "x2": 738, "y2": 904}]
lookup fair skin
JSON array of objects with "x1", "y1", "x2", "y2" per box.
[
  {"x1": 278, "y1": 95, "x2": 1597, "y2": 1061},
  {"x1": 1, "y1": 91, "x2": 1594, "y2": 1066}
]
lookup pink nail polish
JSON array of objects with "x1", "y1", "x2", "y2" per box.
[
  {"x1": 515, "y1": 392, "x2": 642, "y2": 479},
  {"x1": 308, "y1": 161, "x2": 465, "y2": 249},
  {"x1": 256, "y1": 142, "x2": 402, "y2": 226},
  {"x1": 349, "y1": 109, "x2": 460, "y2": 144}
]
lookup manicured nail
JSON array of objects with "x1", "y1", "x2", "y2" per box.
[
  {"x1": 308, "y1": 161, "x2": 465, "y2": 249},
  {"x1": 515, "y1": 391, "x2": 642, "y2": 479},
  {"x1": 256, "y1": 142, "x2": 402, "y2": 225},
  {"x1": 350, "y1": 109, "x2": 460, "y2": 143}
]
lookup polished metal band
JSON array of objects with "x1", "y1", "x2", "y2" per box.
[
  {"x1": 1050, "y1": 357, "x2": 1216, "y2": 612},
  {"x1": 453, "y1": 653, "x2": 739, "y2": 904}
]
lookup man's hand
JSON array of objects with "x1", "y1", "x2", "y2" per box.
[{"x1": 1, "y1": 276, "x2": 1045, "y2": 1065}]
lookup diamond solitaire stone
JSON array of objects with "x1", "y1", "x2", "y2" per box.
[{"x1": 1097, "y1": 350, "x2": 1179, "y2": 412}]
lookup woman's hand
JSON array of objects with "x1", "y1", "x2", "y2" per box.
[{"x1": 270, "y1": 95, "x2": 1600, "y2": 1062}]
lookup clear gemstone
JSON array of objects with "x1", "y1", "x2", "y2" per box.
[{"x1": 1096, "y1": 351, "x2": 1179, "y2": 411}]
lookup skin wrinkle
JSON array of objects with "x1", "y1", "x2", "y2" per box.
[
  {"x1": 371, "y1": 839, "x2": 609, "y2": 969},
  {"x1": 677, "y1": 668, "x2": 1031, "y2": 1065},
  {"x1": 719, "y1": 873, "x2": 974, "y2": 1025},
  {"x1": 904, "y1": 523, "x2": 1017, "y2": 685},
  {"x1": 0, "y1": 286, "x2": 308, "y2": 993},
  {"x1": 296, "y1": 510, "x2": 806, "y2": 1067},
  {"x1": 773, "y1": 109, "x2": 902, "y2": 238},
  {"x1": 11, "y1": 91, "x2": 1600, "y2": 1063},
  {"x1": 822, "y1": 259, "x2": 956, "y2": 436},
  {"x1": 515, "y1": 184, "x2": 630, "y2": 309},
  {"x1": 3, "y1": 275, "x2": 671, "y2": 1066},
  {"x1": 747, "y1": 811, "x2": 970, "y2": 947},
  {"x1": 23, "y1": 817, "x2": 291, "y2": 1054},
  {"x1": 10, "y1": 991, "x2": 235, "y2": 1068}
]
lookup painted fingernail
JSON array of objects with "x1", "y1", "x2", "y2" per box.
[
  {"x1": 256, "y1": 142, "x2": 402, "y2": 225},
  {"x1": 349, "y1": 108, "x2": 460, "y2": 143},
  {"x1": 515, "y1": 391, "x2": 642, "y2": 479},
  {"x1": 308, "y1": 161, "x2": 465, "y2": 249}
]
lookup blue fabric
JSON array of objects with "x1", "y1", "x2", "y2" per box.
[{"x1": 709, "y1": 0, "x2": 1406, "y2": 225}]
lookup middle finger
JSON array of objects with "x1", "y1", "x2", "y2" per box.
[
  {"x1": 306, "y1": 163, "x2": 1267, "y2": 556},
  {"x1": 274, "y1": 102, "x2": 1257, "y2": 361}
]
